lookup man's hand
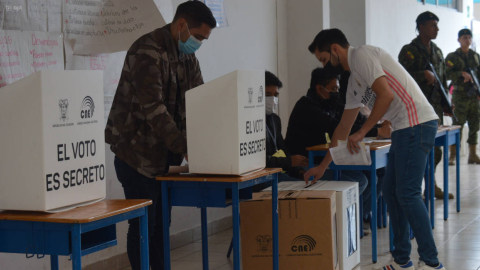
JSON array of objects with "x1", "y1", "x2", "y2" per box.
[
  {"x1": 304, "y1": 165, "x2": 327, "y2": 185},
  {"x1": 462, "y1": 71, "x2": 473, "y2": 83},
  {"x1": 292, "y1": 155, "x2": 309, "y2": 167},
  {"x1": 424, "y1": 70, "x2": 436, "y2": 86},
  {"x1": 347, "y1": 131, "x2": 366, "y2": 154},
  {"x1": 377, "y1": 123, "x2": 392, "y2": 139},
  {"x1": 443, "y1": 104, "x2": 455, "y2": 117}
]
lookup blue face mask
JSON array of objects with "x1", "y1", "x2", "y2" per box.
[{"x1": 178, "y1": 23, "x2": 202, "y2": 54}]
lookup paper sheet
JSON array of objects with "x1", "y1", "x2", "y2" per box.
[
  {"x1": 329, "y1": 141, "x2": 371, "y2": 166},
  {"x1": 0, "y1": 0, "x2": 62, "y2": 32},
  {"x1": 0, "y1": 30, "x2": 63, "y2": 88},
  {"x1": 64, "y1": 0, "x2": 166, "y2": 55}
]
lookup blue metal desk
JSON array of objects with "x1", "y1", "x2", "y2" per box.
[
  {"x1": 426, "y1": 126, "x2": 461, "y2": 227},
  {"x1": 157, "y1": 168, "x2": 281, "y2": 270},
  {"x1": 307, "y1": 142, "x2": 391, "y2": 263},
  {"x1": 0, "y1": 199, "x2": 151, "y2": 270}
]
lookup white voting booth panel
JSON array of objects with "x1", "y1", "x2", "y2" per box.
[
  {"x1": 0, "y1": 70, "x2": 106, "y2": 212},
  {"x1": 264, "y1": 181, "x2": 360, "y2": 270},
  {"x1": 186, "y1": 70, "x2": 266, "y2": 175}
]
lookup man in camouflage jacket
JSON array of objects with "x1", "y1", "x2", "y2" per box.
[
  {"x1": 446, "y1": 29, "x2": 480, "y2": 165},
  {"x1": 399, "y1": 11, "x2": 453, "y2": 199},
  {"x1": 105, "y1": 2, "x2": 216, "y2": 269}
]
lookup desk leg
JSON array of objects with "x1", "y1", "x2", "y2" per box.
[
  {"x1": 272, "y1": 174, "x2": 279, "y2": 270},
  {"x1": 371, "y1": 152, "x2": 377, "y2": 264},
  {"x1": 232, "y1": 183, "x2": 241, "y2": 270},
  {"x1": 50, "y1": 255, "x2": 59, "y2": 270},
  {"x1": 161, "y1": 181, "x2": 171, "y2": 270},
  {"x1": 201, "y1": 207, "x2": 209, "y2": 270},
  {"x1": 359, "y1": 194, "x2": 364, "y2": 238},
  {"x1": 71, "y1": 224, "x2": 81, "y2": 270},
  {"x1": 139, "y1": 207, "x2": 149, "y2": 270},
  {"x1": 430, "y1": 149, "x2": 435, "y2": 228},
  {"x1": 456, "y1": 133, "x2": 461, "y2": 212},
  {"x1": 444, "y1": 139, "x2": 449, "y2": 221}
]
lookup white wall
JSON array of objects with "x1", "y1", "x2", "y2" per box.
[
  {"x1": 366, "y1": 0, "x2": 471, "y2": 59},
  {"x1": 285, "y1": 0, "x2": 329, "y2": 124},
  {"x1": 331, "y1": 0, "x2": 366, "y2": 47}
]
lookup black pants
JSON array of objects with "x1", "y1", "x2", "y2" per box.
[{"x1": 114, "y1": 156, "x2": 169, "y2": 270}]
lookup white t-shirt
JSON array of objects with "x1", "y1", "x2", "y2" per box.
[{"x1": 345, "y1": 45, "x2": 439, "y2": 131}]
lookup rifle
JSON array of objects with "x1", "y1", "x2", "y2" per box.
[
  {"x1": 464, "y1": 67, "x2": 480, "y2": 98},
  {"x1": 426, "y1": 62, "x2": 458, "y2": 122}
]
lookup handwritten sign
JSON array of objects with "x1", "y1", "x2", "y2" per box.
[
  {"x1": 0, "y1": 30, "x2": 63, "y2": 88},
  {"x1": 64, "y1": 0, "x2": 166, "y2": 55},
  {"x1": 0, "y1": 0, "x2": 62, "y2": 32}
]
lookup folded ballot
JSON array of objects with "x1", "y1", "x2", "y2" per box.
[{"x1": 329, "y1": 141, "x2": 371, "y2": 166}]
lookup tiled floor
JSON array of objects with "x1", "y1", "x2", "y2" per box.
[{"x1": 122, "y1": 153, "x2": 480, "y2": 270}]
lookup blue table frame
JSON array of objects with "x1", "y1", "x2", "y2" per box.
[
  {"x1": 0, "y1": 200, "x2": 151, "y2": 270},
  {"x1": 307, "y1": 142, "x2": 390, "y2": 263},
  {"x1": 425, "y1": 126, "x2": 461, "y2": 227},
  {"x1": 157, "y1": 168, "x2": 281, "y2": 270}
]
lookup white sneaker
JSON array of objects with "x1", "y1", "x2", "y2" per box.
[
  {"x1": 374, "y1": 260, "x2": 414, "y2": 270},
  {"x1": 363, "y1": 221, "x2": 372, "y2": 235},
  {"x1": 417, "y1": 261, "x2": 446, "y2": 270}
]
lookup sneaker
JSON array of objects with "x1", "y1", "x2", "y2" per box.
[
  {"x1": 363, "y1": 221, "x2": 371, "y2": 235},
  {"x1": 374, "y1": 260, "x2": 414, "y2": 270},
  {"x1": 417, "y1": 261, "x2": 446, "y2": 270}
]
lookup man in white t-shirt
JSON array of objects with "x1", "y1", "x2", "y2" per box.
[{"x1": 304, "y1": 29, "x2": 445, "y2": 270}]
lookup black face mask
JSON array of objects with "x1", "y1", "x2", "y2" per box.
[
  {"x1": 323, "y1": 53, "x2": 344, "y2": 76},
  {"x1": 329, "y1": 91, "x2": 340, "y2": 101}
]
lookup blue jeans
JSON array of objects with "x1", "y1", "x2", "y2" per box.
[
  {"x1": 382, "y1": 120, "x2": 439, "y2": 265},
  {"x1": 114, "y1": 156, "x2": 168, "y2": 270}
]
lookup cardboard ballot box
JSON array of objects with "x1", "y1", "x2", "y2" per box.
[
  {"x1": 241, "y1": 190, "x2": 339, "y2": 270},
  {"x1": 0, "y1": 70, "x2": 106, "y2": 212},
  {"x1": 264, "y1": 181, "x2": 360, "y2": 270},
  {"x1": 186, "y1": 70, "x2": 266, "y2": 175}
]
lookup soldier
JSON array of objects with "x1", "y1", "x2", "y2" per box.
[
  {"x1": 398, "y1": 11, "x2": 454, "y2": 200},
  {"x1": 445, "y1": 29, "x2": 480, "y2": 165},
  {"x1": 105, "y1": 2, "x2": 216, "y2": 270}
]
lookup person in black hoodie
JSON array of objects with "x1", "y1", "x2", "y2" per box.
[
  {"x1": 285, "y1": 68, "x2": 391, "y2": 233},
  {"x1": 253, "y1": 71, "x2": 308, "y2": 192}
]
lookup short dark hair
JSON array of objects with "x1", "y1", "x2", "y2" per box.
[
  {"x1": 310, "y1": 68, "x2": 338, "y2": 90},
  {"x1": 173, "y1": 1, "x2": 217, "y2": 29},
  {"x1": 308, "y1": 29, "x2": 350, "y2": 54},
  {"x1": 265, "y1": 71, "x2": 283, "y2": 88}
]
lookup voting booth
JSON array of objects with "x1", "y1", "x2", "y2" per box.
[
  {"x1": 186, "y1": 70, "x2": 266, "y2": 175},
  {"x1": 0, "y1": 70, "x2": 106, "y2": 212},
  {"x1": 264, "y1": 181, "x2": 360, "y2": 270}
]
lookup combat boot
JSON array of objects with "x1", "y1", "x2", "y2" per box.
[
  {"x1": 435, "y1": 181, "x2": 454, "y2": 200},
  {"x1": 468, "y1": 144, "x2": 480, "y2": 164},
  {"x1": 448, "y1": 145, "x2": 456, "y2": 166}
]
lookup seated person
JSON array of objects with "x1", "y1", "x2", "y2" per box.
[
  {"x1": 253, "y1": 71, "x2": 308, "y2": 192},
  {"x1": 285, "y1": 68, "x2": 391, "y2": 233}
]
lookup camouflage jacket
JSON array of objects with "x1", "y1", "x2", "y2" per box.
[
  {"x1": 445, "y1": 48, "x2": 480, "y2": 92},
  {"x1": 399, "y1": 37, "x2": 446, "y2": 105},
  {"x1": 105, "y1": 24, "x2": 204, "y2": 178}
]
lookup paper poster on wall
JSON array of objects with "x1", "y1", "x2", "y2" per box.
[
  {"x1": 63, "y1": 0, "x2": 166, "y2": 55},
  {"x1": 64, "y1": 39, "x2": 126, "y2": 119},
  {"x1": 0, "y1": 0, "x2": 62, "y2": 32},
  {"x1": 0, "y1": 30, "x2": 63, "y2": 88},
  {"x1": 205, "y1": 0, "x2": 228, "y2": 27}
]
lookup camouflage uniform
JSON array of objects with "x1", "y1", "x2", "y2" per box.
[
  {"x1": 399, "y1": 37, "x2": 446, "y2": 167},
  {"x1": 105, "y1": 24, "x2": 204, "y2": 178},
  {"x1": 445, "y1": 48, "x2": 480, "y2": 145}
]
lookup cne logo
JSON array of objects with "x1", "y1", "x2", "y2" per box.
[
  {"x1": 291, "y1": 235, "x2": 316, "y2": 253},
  {"x1": 80, "y1": 96, "x2": 95, "y2": 119}
]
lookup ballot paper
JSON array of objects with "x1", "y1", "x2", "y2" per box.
[{"x1": 329, "y1": 141, "x2": 371, "y2": 166}]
